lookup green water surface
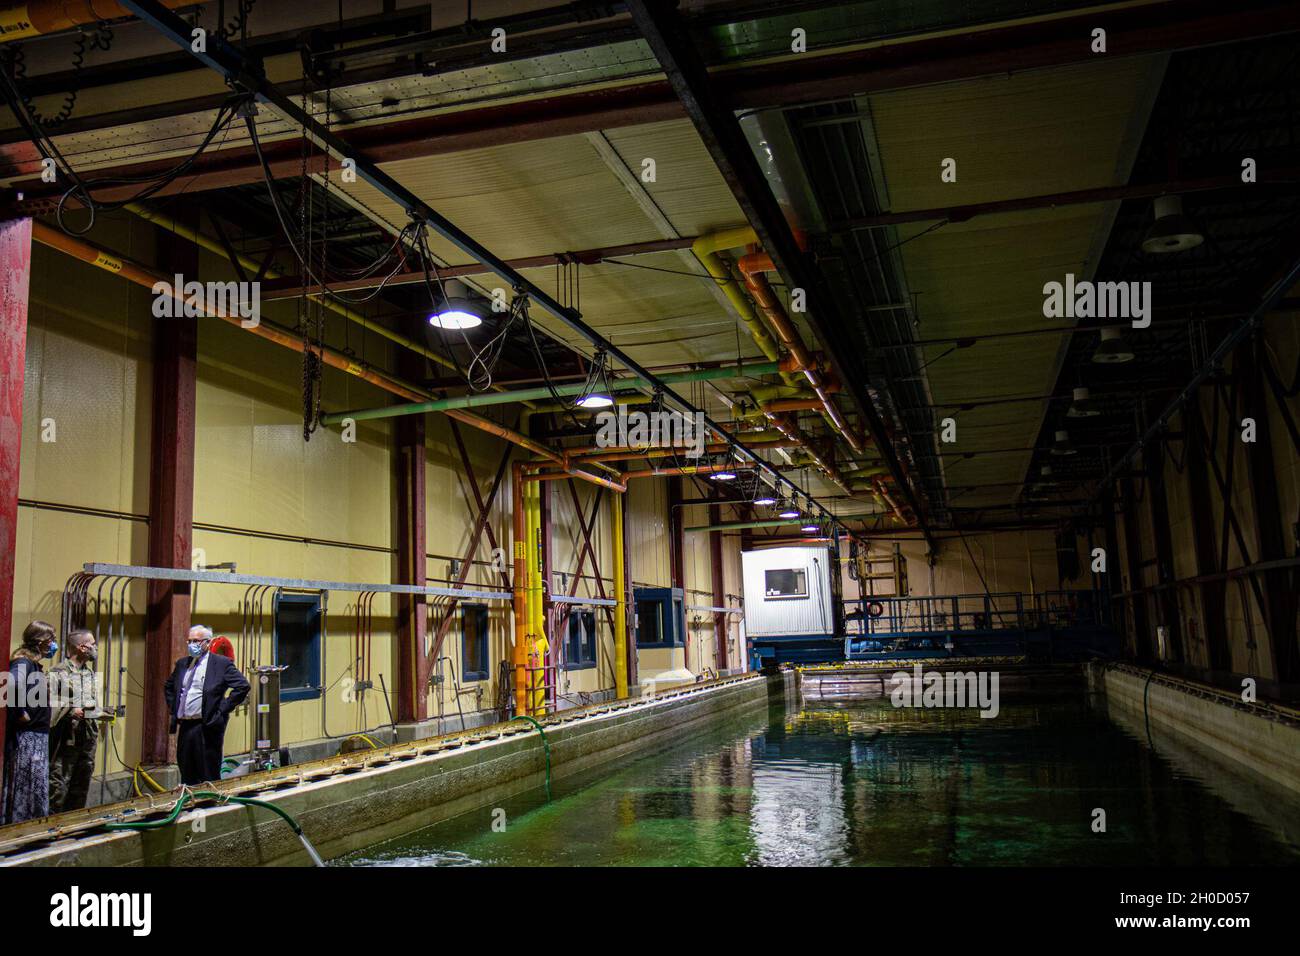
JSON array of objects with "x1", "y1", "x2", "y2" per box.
[{"x1": 338, "y1": 692, "x2": 1300, "y2": 866}]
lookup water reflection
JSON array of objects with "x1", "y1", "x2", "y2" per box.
[{"x1": 339, "y1": 693, "x2": 1299, "y2": 867}]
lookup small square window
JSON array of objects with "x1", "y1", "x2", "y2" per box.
[
  {"x1": 565, "y1": 610, "x2": 597, "y2": 670},
  {"x1": 764, "y1": 568, "x2": 808, "y2": 599}
]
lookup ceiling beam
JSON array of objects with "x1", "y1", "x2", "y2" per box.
[
  {"x1": 830, "y1": 169, "x2": 1300, "y2": 231},
  {"x1": 8, "y1": 0, "x2": 1299, "y2": 213},
  {"x1": 624, "y1": 0, "x2": 937, "y2": 551},
  {"x1": 112, "y1": 0, "x2": 848, "y2": 532}
]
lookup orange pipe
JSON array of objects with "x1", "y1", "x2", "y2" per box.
[
  {"x1": 569, "y1": 437, "x2": 797, "y2": 465},
  {"x1": 0, "y1": 0, "x2": 189, "y2": 41},
  {"x1": 737, "y1": 250, "x2": 867, "y2": 454},
  {"x1": 620, "y1": 462, "x2": 750, "y2": 480},
  {"x1": 760, "y1": 398, "x2": 823, "y2": 414},
  {"x1": 31, "y1": 221, "x2": 624, "y2": 490},
  {"x1": 872, "y1": 477, "x2": 909, "y2": 524},
  {"x1": 522, "y1": 468, "x2": 627, "y2": 493}
]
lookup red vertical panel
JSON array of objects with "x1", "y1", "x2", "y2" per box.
[
  {"x1": 0, "y1": 218, "x2": 33, "y2": 783},
  {"x1": 141, "y1": 228, "x2": 198, "y2": 764},
  {"x1": 668, "y1": 476, "x2": 685, "y2": 589}
]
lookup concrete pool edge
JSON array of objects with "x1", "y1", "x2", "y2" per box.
[
  {"x1": 1087, "y1": 662, "x2": 1300, "y2": 793},
  {"x1": 3, "y1": 673, "x2": 777, "y2": 867}
]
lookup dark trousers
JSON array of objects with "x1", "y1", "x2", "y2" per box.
[
  {"x1": 176, "y1": 719, "x2": 226, "y2": 785},
  {"x1": 49, "y1": 717, "x2": 98, "y2": 812}
]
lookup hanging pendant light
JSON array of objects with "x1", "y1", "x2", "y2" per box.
[
  {"x1": 1141, "y1": 195, "x2": 1204, "y2": 254},
  {"x1": 1067, "y1": 386, "x2": 1101, "y2": 418},
  {"x1": 1050, "y1": 429, "x2": 1077, "y2": 456},
  {"x1": 428, "y1": 279, "x2": 486, "y2": 330},
  {"x1": 575, "y1": 349, "x2": 614, "y2": 408},
  {"x1": 1092, "y1": 327, "x2": 1135, "y2": 364}
]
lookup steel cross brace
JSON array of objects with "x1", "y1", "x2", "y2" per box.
[{"x1": 427, "y1": 420, "x2": 514, "y2": 671}]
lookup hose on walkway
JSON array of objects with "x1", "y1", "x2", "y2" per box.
[
  {"x1": 1143, "y1": 669, "x2": 1156, "y2": 748},
  {"x1": 511, "y1": 715, "x2": 552, "y2": 801},
  {"x1": 103, "y1": 788, "x2": 325, "y2": 866}
]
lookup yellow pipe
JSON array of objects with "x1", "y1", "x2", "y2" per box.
[
  {"x1": 612, "y1": 491, "x2": 629, "y2": 701},
  {"x1": 691, "y1": 227, "x2": 782, "y2": 364},
  {"x1": 126, "y1": 202, "x2": 464, "y2": 375},
  {"x1": 530, "y1": 482, "x2": 548, "y2": 716},
  {"x1": 511, "y1": 463, "x2": 528, "y2": 717}
]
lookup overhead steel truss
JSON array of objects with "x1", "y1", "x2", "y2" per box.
[{"x1": 116, "y1": 0, "x2": 848, "y2": 534}]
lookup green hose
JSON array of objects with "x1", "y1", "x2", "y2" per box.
[
  {"x1": 511, "y1": 715, "x2": 552, "y2": 801},
  {"x1": 104, "y1": 789, "x2": 324, "y2": 865},
  {"x1": 1143, "y1": 669, "x2": 1156, "y2": 748}
]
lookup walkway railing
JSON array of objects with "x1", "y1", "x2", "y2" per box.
[{"x1": 843, "y1": 588, "x2": 1115, "y2": 661}]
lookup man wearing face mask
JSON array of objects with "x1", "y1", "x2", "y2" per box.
[
  {"x1": 48, "y1": 629, "x2": 102, "y2": 813},
  {"x1": 163, "y1": 625, "x2": 250, "y2": 785}
]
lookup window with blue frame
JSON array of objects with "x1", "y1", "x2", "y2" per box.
[
  {"x1": 462, "y1": 604, "x2": 489, "y2": 681},
  {"x1": 565, "y1": 609, "x2": 597, "y2": 669},
  {"x1": 634, "y1": 587, "x2": 685, "y2": 648},
  {"x1": 273, "y1": 592, "x2": 322, "y2": 701}
]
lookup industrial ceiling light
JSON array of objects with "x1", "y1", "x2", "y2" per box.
[
  {"x1": 1050, "y1": 429, "x2": 1077, "y2": 456},
  {"x1": 1066, "y1": 386, "x2": 1101, "y2": 418},
  {"x1": 778, "y1": 505, "x2": 800, "y2": 520},
  {"x1": 753, "y1": 494, "x2": 777, "y2": 506},
  {"x1": 711, "y1": 469, "x2": 737, "y2": 481},
  {"x1": 575, "y1": 349, "x2": 614, "y2": 409},
  {"x1": 1092, "y1": 327, "x2": 1135, "y2": 364},
  {"x1": 428, "y1": 278, "x2": 486, "y2": 330},
  {"x1": 800, "y1": 522, "x2": 820, "y2": 533},
  {"x1": 1141, "y1": 195, "x2": 1204, "y2": 254}
]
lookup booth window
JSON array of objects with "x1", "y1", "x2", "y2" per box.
[
  {"x1": 274, "y1": 592, "x2": 322, "y2": 701},
  {"x1": 764, "y1": 568, "x2": 809, "y2": 599},
  {"x1": 634, "y1": 587, "x2": 685, "y2": 648},
  {"x1": 565, "y1": 610, "x2": 597, "y2": 670},
  {"x1": 462, "y1": 604, "x2": 489, "y2": 681}
]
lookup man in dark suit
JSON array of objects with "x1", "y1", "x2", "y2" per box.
[{"x1": 163, "y1": 625, "x2": 250, "y2": 784}]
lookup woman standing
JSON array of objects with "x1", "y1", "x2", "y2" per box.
[{"x1": 2, "y1": 621, "x2": 57, "y2": 825}]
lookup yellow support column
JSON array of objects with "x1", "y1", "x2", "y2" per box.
[
  {"x1": 527, "y1": 480, "x2": 548, "y2": 716},
  {"x1": 612, "y1": 491, "x2": 629, "y2": 700},
  {"x1": 511, "y1": 463, "x2": 528, "y2": 718}
]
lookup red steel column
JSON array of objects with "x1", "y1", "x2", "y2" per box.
[
  {"x1": 0, "y1": 218, "x2": 33, "y2": 783},
  {"x1": 668, "y1": 476, "x2": 685, "y2": 590},
  {"x1": 141, "y1": 224, "x2": 198, "y2": 764},
  {"x1": 394, "y1": 371, "x2": 427, "y2": 723}
]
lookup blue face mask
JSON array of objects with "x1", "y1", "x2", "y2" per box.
[
  {"x1": 187, "y1": 641, "x2": 204, "y2": 657},
  {"x1": 43, "y1": 640, "x2": 58, "y2": 659}
]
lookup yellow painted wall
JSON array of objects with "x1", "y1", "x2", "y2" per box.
[{"x1": 11, "y1": 214, "x2": 749, "y2": 783}]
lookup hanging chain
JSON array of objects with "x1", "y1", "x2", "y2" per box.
[{"x1": 298, "y1": 81, "x2": 323, "y2": 442}]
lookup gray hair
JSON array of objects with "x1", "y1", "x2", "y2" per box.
[{"x1": 189, "y1": 624, "x2": 214, "y2": 642}]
